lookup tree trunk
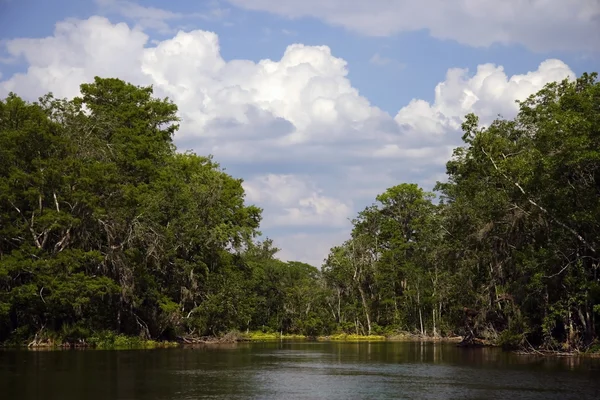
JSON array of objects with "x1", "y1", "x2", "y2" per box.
[
  {"x1": 432, "y1": 305, "x2": 437, "y2": 337},
  {"x1": 578, "y1": 306, "x2": 593, "y2": 345},
  {"x1": 116, "y1": 306, "x2": 121, "y2": 332},
  {"x1": 358, "y1": 285, "x2": 372, "y2": 336},
  {"x1": 439, "y1": 302, "x2": 442, "y2": 335},
  {"x1": 567, "y1": 310, "x2": 575, "y2": 349},
  {"x1": 417, "y1": 285, "x2": 424, "y2": 336},
  {"x1": 337, "y1": 287, "x2": 342, "y2": 324}
]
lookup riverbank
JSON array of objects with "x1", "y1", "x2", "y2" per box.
[
  {"x1": 4, "y1": 330, "x2": 599, "y2": 358},
  {"x1": 178, "y1": 331, "x2": 465, "y2": 344},
  {"x1": 0, "y1": 331, "x2": 462, "y2": 349},
  {"x1": 1, "y1": 331, "x2": 179, "y2": 350}
]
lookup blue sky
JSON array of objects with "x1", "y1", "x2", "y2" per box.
[{"x1": 1, "y1": 0, "x2": 599, "y2": 266}]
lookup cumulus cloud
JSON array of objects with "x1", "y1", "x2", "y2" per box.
[
  {"x1": 1, "y1": 17, "x2": 149, "y2": 99},
  {"x1": 243, "y1": 174, "x2": 353, "y2": 228},
  {"x1": 226, "y1": 0, "x2": 600, "y2": 52},
  {"x1": 275, "y1": 230, "x2": 351, "y2": 268},
  {"x1": 394, "y1": 59, "x2": 576, "y2": 143},
  {"x1": 0, "y1": 16, "x2": 577, "y2": 265}
]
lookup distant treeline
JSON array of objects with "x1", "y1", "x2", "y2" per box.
[{"x1": 1, "y1": 73, "x2": 599, "y2": 352}]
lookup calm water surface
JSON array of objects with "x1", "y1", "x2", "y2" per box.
[{"x1": 1, "y1": 341, "x2": 599, "y2": 400}]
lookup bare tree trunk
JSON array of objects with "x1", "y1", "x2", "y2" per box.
[
  {"x1": 116, "y1": 307, "x2": 121, "y2": 332},
  {"x1": 417, "y1": 285, "x2": 424, "y2": 336},
  {"x1": 337, "y1": 287, "x2": 342, "y2": 324},
  {"x1": 351, "y1": 239, "x2": 372, "y2": 336},
  {"x1": 567, "y1": 310, "x2": 575, "y2": 349},
  {"x1": 358, "y1": 285, "x2": 372, "y2": 336},
  {"x1": 588, "y1": 308, "x2": 595, "y2": 340},
  {"x1": 439, "y1": 302, "x2": 442, "y2": 332},
  {"x1": 431, "y1": 272, "x2": 438, "y2": 337},
  {"x1": 432, "y1": 305, "x2": 437, "y2": 337},
  {"x1": 578, "y1": 307, "x2": 593, "y2": 344}
]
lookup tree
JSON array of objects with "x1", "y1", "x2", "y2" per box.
[
  {"x1": 0, "y1": 78, "x2": 263, "y2": 343},
  {"x1": 2, "y1": 71, "x2": 599, "y2": 350},
  {"x1": 435, "y1": 72, "x2": 600, "y2": 349},
  {"x1": 323, "y1": 71, "x2": 600, "y2": 350}
]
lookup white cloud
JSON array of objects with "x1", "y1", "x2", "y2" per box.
[
  {"x1": 369, "y1": 52, "x2": 406, "y2": 68},
  {"x1": 95, "y1": 0, "x2": 230, "y2": 33},
  {"x1": 95, "y1": 0, "x2": 180, "y2": 32},
  {"x1": 1, "y1": 17, "x2": 149, "y2": 99},
  {"x1": 243, "y1": 174, "x2": 353, "y2": 228},
  {"x1": 394, "y1": 59, "x2": 576, "y2": 141},
  {"x1": 369, "y1": 53, "x2": 391, "y2": 66},
  {"x1": 138, "y1": 33, "x2": 395, "y2": 148},
  {"x1": 372, "y1": 144, "x2": 455, "y2": 164},
  {"x1": 275, "y1": 230, "x2": 350, "y2": 268},
  {"x1": 226, "y1": 0, "x2": 600, "y2": 52},
  {"x1": 0, "y1": 16, "x2": 577, "y2": 266}
]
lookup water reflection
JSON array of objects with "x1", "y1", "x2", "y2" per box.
[{"x1": 1, "y1": 341, "x2": 599, "y2": 400}]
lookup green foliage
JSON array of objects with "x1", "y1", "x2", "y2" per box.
[
  {"x1": 59, "y1": 324, "x2": 92, "y2": 343},
  {"x1": 586, "y1": 341, "x2": 600, "y2": 354},
  {"x1": 0, "y1": 77, "x2": 332, "y2": 345},
  {"x1": 498, "y1": 330, "x2": 525, "y2": 351},
  {"x1": 322, "y1": 72, "x2": 600, "y2": 351},
  {"x1": 324, "y1": 334, "x2": 386, "y2": 341},
  {"x1": 2, "y1": 72, "x2": 599, "y2": 351},
  {"x1": 243, "y1": 331, "x2": 306, "y2": 340},
  {"x1": 87, "y1": 331, "x2": 177, "y2": 349},
  {"x1": 0, "y1": 78, "x2": 239, "y2": 343}
]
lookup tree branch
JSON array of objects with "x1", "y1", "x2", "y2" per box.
[
  {"x1": 482, "y1": 147, "x2": 595, "y2": 254},
  {"x1": 39, "y1": 287, "x2": 46, "y2": 304},
  {"x1": 9, "y1": 200, "x2": 43, "y2": 249},
  {"x1": 53, "y1": 192, "x2": 60, "y2": 213}
]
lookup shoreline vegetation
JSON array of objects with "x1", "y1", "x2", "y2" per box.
[
  {"x1": 2, "y1": 74, "x2": 600, "y2": 359},
  {"x1": 3, "y1": 330, "x2": 599, "y2": 358},
  {"x1": 2, "y1": 330, "x2": 457, "y2": 349}
]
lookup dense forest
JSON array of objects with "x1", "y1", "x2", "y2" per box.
[{"x1": 1, "y1": 73, "x2": 599, "y2": 352}]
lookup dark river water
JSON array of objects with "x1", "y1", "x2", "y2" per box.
[{"x1": 1, "y1": 341, "x2": 600, "y2": 400}]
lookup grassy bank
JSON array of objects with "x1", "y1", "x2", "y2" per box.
[
  {"x1": 318, "y1": 333, "x2": 386, "y2": 341},
  {"x1": 7, "y1": 329, "x2": 598, "y2": 357},
  {"x1": 87, "y1": 332, "x2": 179, "y2": 350},
  {"x1": 176, "y1": 331, "x2": 466, "y2": 344},
  {"x1": 1, "y1": 330, "x2": 179, "y2": 350},
  {"x1": 386, "y1": 333, "x2": 463, "y2": 342},
  {"x1": 314, "y1": 331, "x2": 466, "y2": 342},
  {"x1": 242, "y1": 331, "x2": 307, "y2": 341}
]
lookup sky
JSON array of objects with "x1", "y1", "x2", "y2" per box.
[{"x1": 1, "y1": 0, "x2": 599, "y2": 267}]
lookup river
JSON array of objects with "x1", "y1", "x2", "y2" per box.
[{"x1": 1, "y1": 341, "x2": 599, "y2": 399}]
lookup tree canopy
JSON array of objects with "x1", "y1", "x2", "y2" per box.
[
  {"x1": 320, "y1": 72, "x2": 600, "y2": 350},
  {"x1": 1, "y1": 73, "x2": 599, "y2": 352}
]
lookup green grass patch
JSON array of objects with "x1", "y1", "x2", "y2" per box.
[
  {"x1": 319, "y1": 333, "x2": 386, "y2": 341},
  {"x1": 243, "y1": 331, "x2": 306, "y2": 341},
  {"x1": 86, "y1": 331, "x2": 178, "y2": 350},
  {"x1": 1, "y1": 330, "x2": 180, "y2": 350}
]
